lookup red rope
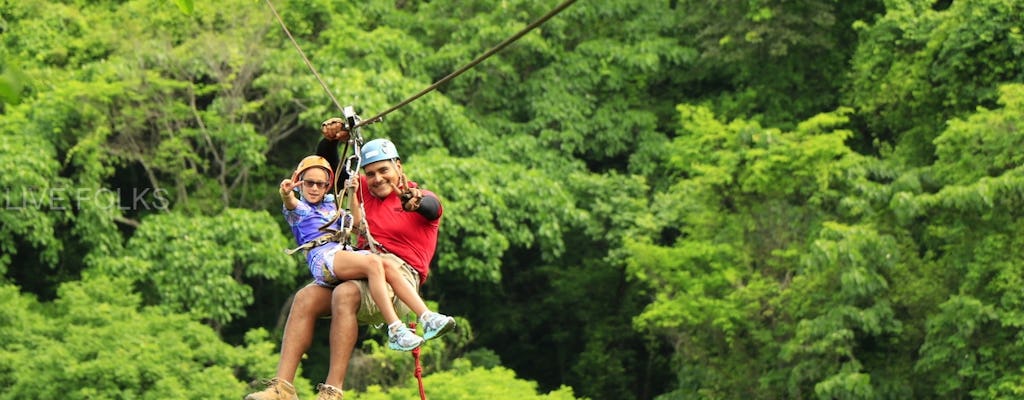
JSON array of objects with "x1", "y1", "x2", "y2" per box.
[{"x1": 410, "y1": 322, "x2": 427, "y2": 400}]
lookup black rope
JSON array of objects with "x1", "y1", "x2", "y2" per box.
[
  {"x1": 356, "y1": 0, "x2": 578, "y2": 128},
  {"x1": 265, "y1": 0, "x2": 346, "y2": 115}
]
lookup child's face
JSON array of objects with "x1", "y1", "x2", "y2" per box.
[{"x1": 300, "y1": 168, "x2": 331, "y2": 203}]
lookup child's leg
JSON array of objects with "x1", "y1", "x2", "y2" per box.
[
  {"x1": 330, "y1": 250, "x2": 400, "y2": 325},
  {"x1": 377, "y1": 255, "x2": 454, "y2": 341},
  {"x1": 329, "y1": 251, "x2": 425, "y2": 351},
  {"x1": 380, "y1": 257, "x2": 430, "y2": 316}
]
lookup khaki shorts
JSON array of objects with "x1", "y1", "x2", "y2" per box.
[{"x1": 351, "y1": 253, "x2": 420, "y2": 326}]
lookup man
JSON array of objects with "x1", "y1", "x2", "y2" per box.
[{"x1": 246, "y1": 119, "x2": 453, "y2": 400}]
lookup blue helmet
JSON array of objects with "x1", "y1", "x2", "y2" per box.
[{"x1": 359, "y1": 138, "x2": 400, "y2": 168}]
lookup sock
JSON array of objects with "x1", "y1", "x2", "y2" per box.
[
  {"x1": 419, "y1": 311, "x2": 434, "y2": 320},
  {"x1": 388, "y1": 321, "x2": 403, "y2": 333}
]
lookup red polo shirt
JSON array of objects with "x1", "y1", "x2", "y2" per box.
[{"x1": 356, "y1": 176, "x2": 441, "y2": 284}]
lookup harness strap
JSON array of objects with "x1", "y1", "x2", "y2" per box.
[
  {"x1": 284, "y1": 233, "x2": 335, "y2": 256},
  {"x1": 363, "y1": 228, "x2": 389, "y2": 255}
]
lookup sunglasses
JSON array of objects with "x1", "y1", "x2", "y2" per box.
[{"x1": 302, "y1": 180, "x2": 330, "y2": 189}]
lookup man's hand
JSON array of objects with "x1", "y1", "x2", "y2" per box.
[
  {"x1": 398, "y1": 186, "x2": 423, "y2": 211},
  {"x1": 344, "y1": 176, "x2": 359, "y2": 191},
  {"x1": 390, "y1": 175, "x2": 423, "y2": 211},
  {"x1": 321, "y1": 117, "x2": 351, "y2": 141}
]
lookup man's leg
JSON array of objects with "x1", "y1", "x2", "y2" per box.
[
  {"x1": 247, "y1": 284, "x2": 333, "y2": 400},
  {"x1": 276, "y1": 284, "x2": 333, "y2": 382},
  {"x1": 322, "y1": 281, "x2": 362, "y2": 388}
]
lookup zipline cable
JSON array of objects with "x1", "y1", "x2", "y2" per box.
[
  {"x1": 266, "y1": 0, "x2": 577, "y2": 128},
  {"x1": 264, "y1": 2, "x2": 576, "y2": 399},
  {"x1": 265, "y1": 0, "x2": 347, "y2": 115},
  {"x1": 356, "y1": 0, "x2": 578, "y2": 128}
]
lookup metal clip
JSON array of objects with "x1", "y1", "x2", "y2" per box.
[
  {"x1": 343, "y1": 106, "x2": 362, "y2": 141},
  {"x1": 344, "y1": 154, "x2": 360, "y2": 177}
]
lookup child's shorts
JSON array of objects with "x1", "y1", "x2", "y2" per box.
[{"x1": 309, "y1": 243, "x2": 371, "y2": 288}]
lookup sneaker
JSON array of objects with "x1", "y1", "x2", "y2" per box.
[
  {"x1": 245, "y1": 378, "x2": 298, "y2": 400},
  {"x1": 388, "y1": 323, "x2": 425, "y2": 351},
  {"x1": 315, "y1": 383, "x2": 344, "y2": 400},
  {"x1": 420, "y1": 312, "x2": 456, "y2": 340}
]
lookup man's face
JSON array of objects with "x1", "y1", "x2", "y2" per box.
[{"x1": 363, "y1": 159, "x2": 400, "y2": 199}]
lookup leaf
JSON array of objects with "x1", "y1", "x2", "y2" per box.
[{"x1": 173, "y1": 0, "x2": 194, "y2": 15}]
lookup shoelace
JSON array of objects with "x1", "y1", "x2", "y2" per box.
[
  {"x1": 316, "y1": 383, "x2": 342, "y2": 397},
  {"x1": 423, "y1": 312, "x2": 446, "y2": 328}
]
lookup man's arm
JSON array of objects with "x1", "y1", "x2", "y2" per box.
[
  {"x1": 414, "y1": 195, "x2": 441, "y2": 221},
  {"x1": 315, "y1": 138, "x2": 351, "y2": 184},
  {"x1": 396, "y1": 182, "x2": 441, "y2": 221},
  {"x1": 315, "y1": 138, "x2": 340, "y2": 171},
  {"x1": 317, "y1": 117, "x2": 351, "y2": 184}
]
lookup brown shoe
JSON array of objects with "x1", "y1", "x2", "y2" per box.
[
  {"x1": 315, "y1": 383, "x2": 343, "y2": 400},
  {"x1": 245, "y1": 378, "x2": 298, "y2": 400}
]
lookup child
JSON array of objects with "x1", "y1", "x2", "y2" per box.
[{"x1": 280, "y1": 155, "x2": 454, "y2": 351}]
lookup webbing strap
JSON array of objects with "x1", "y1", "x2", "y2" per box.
[{"x1": 283, "y1": 233, "x2": 333, "y2": 255}]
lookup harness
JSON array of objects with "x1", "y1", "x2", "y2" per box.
[
  {"x1": 284, "y1": 108, "x2": 368, "y2": 257},
  {"x1": 284, "y1": 230, "x2": 349, "y2": 256}
]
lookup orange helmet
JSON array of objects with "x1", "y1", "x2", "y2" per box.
[{"x1": 295, "y1": 155, "x2": 334, "y2": 189}]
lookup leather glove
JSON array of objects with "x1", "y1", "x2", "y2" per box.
[{"x1": 321, "y1": 117, "x2": 351, "y2": 141}]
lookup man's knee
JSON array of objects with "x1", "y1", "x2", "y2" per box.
[
  {"x1": 332, "y1": 281, "x2": 361, "y2": 313},
  {"x1": 291, "y1": 284, "x2": 332, "y2": 317}
]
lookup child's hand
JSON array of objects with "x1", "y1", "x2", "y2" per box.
[{"x1": 280, "y1": 173, "x2": 300, "y2": 197}]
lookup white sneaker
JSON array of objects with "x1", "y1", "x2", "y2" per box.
[
  {"x1": 388, "y1": 324, "x2": 424, "y2": 351},
  {"x1": 420, "y1": 312, "x2": 456, "y2": 340}
]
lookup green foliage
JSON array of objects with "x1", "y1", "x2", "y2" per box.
[
  {"x1": 931, "y1": 84, "x2": 1024, "y2": 185},
  {"x1": 781, "y1": 223, "x2": 902, "y2": 399},
  {"x1": 348, "y1": 359, "x2": 584, "y2": 400},
  {"x1": 173, "y1": 0, "x2": 194, "y2": 15},
  {"x1": 91, "y1": 209, "x2": 299, "y2": 327},
  {"x1": 899, "y1": 84, "x2": 1024, "y2": 398},
  {"x1": 846, "y1": 0, "x2": 1024, "y2": 165},
  {"x1": 628, "y1": 106, "x2": 906, "y2": 398},
  {"x1": 0, "y1": 111, "x2": 66, "y2": 276},
  {"x1": 0, "y1": 277, "x2": 290, "y2": 399},
  {"x1": 411, "y1": 149, "x2": 580, "y2": 282},
  {"x1": 0, "y1": 60, "x2": 27, "y2": 105},
  {"x1": 675, "y1": 0, "x2": 881, "y2": 126},
  {"x1": 3, "y1": 0, "x2": 1024, "y2": 399}
]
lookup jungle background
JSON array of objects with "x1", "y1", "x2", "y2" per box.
[{"x1": 2, "y1": 0, "x2": 1024, "y2": 399}]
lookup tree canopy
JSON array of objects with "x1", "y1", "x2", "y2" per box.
[{"x1": 2, "y1": 0, "x2": 1023, "y2": 399}]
